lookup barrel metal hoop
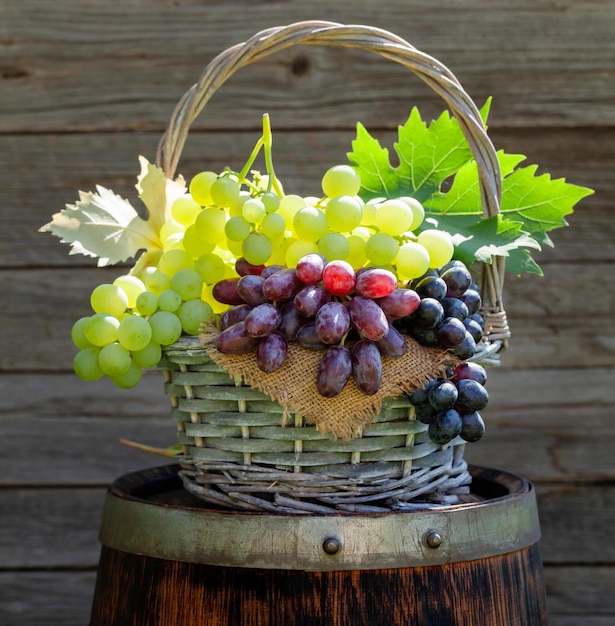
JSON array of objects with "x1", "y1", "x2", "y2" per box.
[{"x1": 98, "y1": 466, "x2": 540, "y2": 571}]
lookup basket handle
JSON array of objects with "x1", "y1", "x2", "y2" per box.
[{"x1": 156, "y1": 20, "x2": 509, "y2": 358}]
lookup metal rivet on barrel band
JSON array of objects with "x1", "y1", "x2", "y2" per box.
[
  {"x1": 425, "y1": 530, "x2": 443, "y2": 549},
  {"x1": 322, "y1": 537, "x2": 341, "y2": 555}
]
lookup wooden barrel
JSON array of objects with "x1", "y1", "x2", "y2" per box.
[{"x1": 90, "y1": 464, "x2": 548, "y2": 625}]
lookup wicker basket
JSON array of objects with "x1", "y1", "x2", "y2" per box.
[{"x1": 156, "y1": 21, "x2": 509, "y2": 514}]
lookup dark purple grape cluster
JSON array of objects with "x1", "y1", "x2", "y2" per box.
[
  {"x1": 395, "y1": 260, "x2": 485, "y2": 360},
  {"x1": 212, "y1": 254, "x2": 421, "y2": 398},
  {"x1": 409, "y1": 361, "x2": 489, "y2": 444}
]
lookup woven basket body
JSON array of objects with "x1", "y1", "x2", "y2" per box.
[{"x1": 156, "y1": 21, "x2": 507, "y2": 513}]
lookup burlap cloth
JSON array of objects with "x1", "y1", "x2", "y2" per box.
[{"x1": 199, "y1": 323, "x2": 454, "y2": 440}]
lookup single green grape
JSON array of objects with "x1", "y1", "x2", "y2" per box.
[
  {"x1": 71, "y1": 317, "x2": 95, "y2": 349},
  {"x1": 171, "y1": 268, "x2": 203, "y2": 301},
  {"x1": 113, "y1": 275, "x2": 146, "y2": 309},
  {"x1": 157, "y1": 249, "x2": 194, "y2": 276},
  {"x1": 417, "y1": 229, "x2": 455, "y2": 268},
  {"x1": 145, "y1": 270, "x2": 172, "y2": 296},
  {"x1": 293, "y1": 206, "x2": 328, "y2": 242},
  {"x1": 194, "y1": 253, "x2": 226, "y2": 284},
  {"x1": 321, "y1": 164, "x2": 362, "y2": 198},
  {"x1": 90, "y1": 283, "x2": 128, "y2": 317},
  {"x1": 182, "y1": 224, "x2": 214, "y2": 258},
  {"x1": 135, "y1": 291, "x2": 158, "y2": 316},
  {"x1": 195, "y1": 207, "x2": 228, "y2": 245},
  {"x1": 132, "y1": 339, "x2": 162, "y2": 368},
  {"x1": 285, "y1": 240, "x2": 319, "y2": 268},
  {"x1": 84, "y1": 313, "x2": 120, "y2": 347},
  {"x1": 178, "y1": 299, "x2": 214, "y2": 335},
  {"x1": 317, "y1": 232, "x2": 350, "y2": 261},
  {"x1": 73, "y1": 347, "x2": 104, "y2": 381},
  {"x1": 171, "y1": 195, "x2": 202, "y2": 226},
  {"x1": 111, "y1": 361, "x2": 143, "y2": 389},
  {"x1": 242, "y1": 198, "x2": 266, "y2": 224},
  {"x1": 325, "y1": 195, "x2": 363, "y2": 233},
  {"x1": 242, "y1": 232, "x2": 273, "y2": 266},
  {"x1": 398, "y1": 196, "x2": 426, "y2": 231},
  {"x1": 395, "y1": 241, "x2": 431, "y2": 279},
  {"x1": 157, "y1": 289, "x2": 182, "y2": 313},
  {"x1": 365, "y1": 232, "x2": 399, "y2": 265},
  {"x1": 210, "y1": 176, "x2": 240, "y2": 208},
  {"x1": 117, "y1": 315, "x2": 153, "y2": 352},
  {"x1": 189, "y1": 171, "x2": 218, "y2": 206},
  {"x1": 98, "y1": 342, "x2": 132, "y2": 377},
  {"x1": 277, "y1": 194, "x2": 306, "y2": 224},
  {"x1": 345, "y1": 235, "x2": 368, "y2": 269},
  {"x1": 149, "y1": 311, "x2": 183, "y2": 345},
  {"x1": 261, "y1": 191, "x2": 281, "y2": 213},
  {"x1": 260, "y1": 212, "x2": 286, "y2": 239},
  {"x1": 225, "y1": 216, "x2": 251, "y2": 242},
  {"x1": 374, "y1": 199, "x2": 414, "y2": 236}
]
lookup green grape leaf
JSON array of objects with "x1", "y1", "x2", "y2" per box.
[
  {"x1": 347, "y1": 100, "x2": 594, "y2": 275},
  {"x1": 430, "y1": 213, "x2": 543, "y2": 276},
  {"x1": 348, "y1": 100, "x2": 491, "y2": 203},
  {"x1": 40, "y1": 158, "x2": 186, "y2": 267}
]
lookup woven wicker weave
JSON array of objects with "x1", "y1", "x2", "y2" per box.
[{"x1": 156, "y1": 21, "x2": 507, "y2": 513}]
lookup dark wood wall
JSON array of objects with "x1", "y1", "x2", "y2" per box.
[{"x1": 1, "y1": 1, "x2": 614, "y2": 624}]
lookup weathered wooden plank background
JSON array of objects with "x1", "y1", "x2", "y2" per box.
[{"x1": 1, "y1": 1, "x2": 613, "y2": 624}]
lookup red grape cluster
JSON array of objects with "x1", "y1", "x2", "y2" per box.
[{"x1": 212, "y1": 254, "x2": 421, "y2": 397}]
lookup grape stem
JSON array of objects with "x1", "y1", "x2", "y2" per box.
[{"x1": 236, "y1": 113, "x2": 284, "y2": 197}]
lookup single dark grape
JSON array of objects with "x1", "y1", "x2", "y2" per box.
[
  {"x1": 414, "y1": 276, "x2": 447, "y2": 301},
  {"x1": 467, "y1": 312, "x2": 485, "y2": 330},
  {"x1": 317, "y1": 345, "x2": 352, "y2": 397},
  {"x1": 212, "y1": 277, "x2": 244, "y2": 305},
  {"x1": 347, "y1": 296, "x2": 389, "y2": 341},
  {"x1": 215, "y1": 321, "x2": 260, "y2": 354},
  {"x1": 296, "y1": 322, "x2": 328, "y2": 350},
  {"x1": 351, "y1": 340, "x2": 382, "y2": 395},
  {"x1": 464, "y1": 318, "x2": 484, "y2": 343},
  {"x1": 260, "y1": 264, "x2": 285, "y2": 279},
  {"x1": 410, "y1": 325, "x2": 438, "y2": 346},
  {"x1": 244, "y1": 303, "x2": 281, "y2": 338},
  {"x1": 315, "y1": 301, "x2": 351, "y2": 344},
  {"x1": 435, "y1": 317, "x2": 467, "y2": 348},
  {"x1": 294, "y1": 285, "x2": 330, "y2": 318},
  {"x1": 441, "y1": 297, "x2": 469, "y2": 321},
  {"x1": 412, "y1": 298, "x2": 444, "y2": 329},
  {"x1": 415, "y1": 401, "x2": 437, "y2": 424},
  {"x1": 452, "y1": 331, "x2": 477, "y2": 360},
  {"x1": 460, "y1": 411, "x2": 485, "y2": 442},
  {"x1": 278, "y1": 301, "x2": 306, "y2": 342},
  {"x1": 455, "y1": 379, "x2": 489, "y2": 412},
  {"x1": 428, "y1": 381, "x2": 459, "y2": 411},
  {"x1": 219, "y1": 304, "x2": 252, "y2": 331},
  {"x1": 460, "y1": 289, "x2": 482, "y2": 315},
  {"x1": 454, "y1": 362, "x2": 488, "y2": 385},
  {"x1": 440, "y1": 265, "x2": 472, "y2": 298},
  {"x1": 375, "y1": 325, "x2": 407, "y2": 358},
  {"x1": 256, "y1": 331, "x2": 287, "y2": 373},
  {"x1": 262, "y1": 268, "x2": 302, "y2": 301},
  {"x1": 408, "y1": 379, "x2": 438, "y2": 405},
  {"x1": 236, "y1": 274, "x2": 269, "y2": 306},
  {"x1": 376, "y1": 289, "x2": 420, "y2": 320},
  {"x1": 428, "y1": 408, "x2": 463, "y2": 445},
  {"x1": 235, "y1": 257, "x2": 265, "y2": 277}
]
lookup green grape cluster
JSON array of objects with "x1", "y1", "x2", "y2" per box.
[{"x1": 71, "y1": 270, "x2": 214, "y2": 388}]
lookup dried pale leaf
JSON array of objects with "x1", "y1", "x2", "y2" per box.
[
  {"x1": 137, "y1": 155, "x2": 187, "y2": 232},
  {"x1": 39, "y1": 185, "x2": 161, "y2": 267}
]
